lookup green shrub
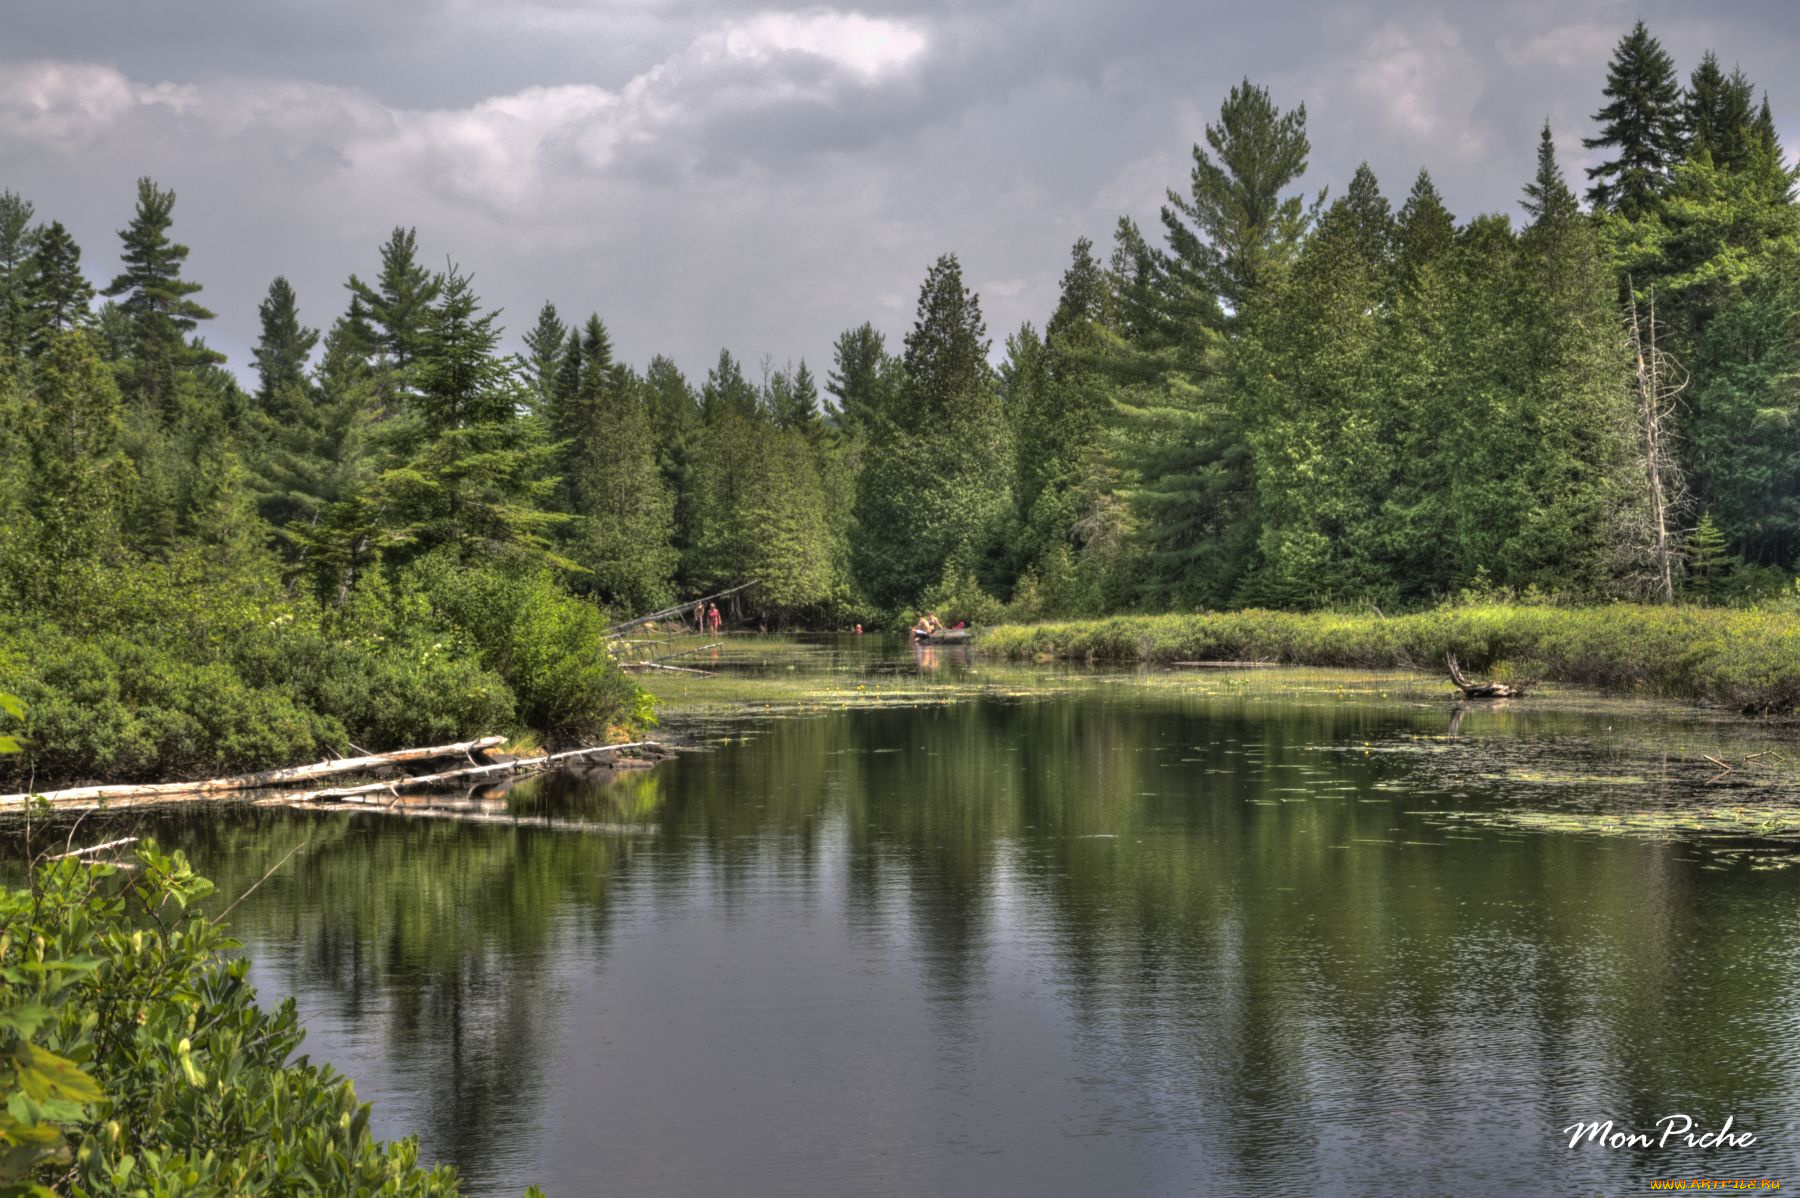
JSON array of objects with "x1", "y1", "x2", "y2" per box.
[
  {"x1": 404, "y1": 553, "x2": 644, "y2": 745},
  {"x1": 0, "y1": 843, "x2": 463, "y2": 1195}
]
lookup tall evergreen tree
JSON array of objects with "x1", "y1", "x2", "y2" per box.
[
  {"x1": 102, "y1": 177, "x2": 222, "y2": 413},
  {"x1": 1162, "y1": 78, "x2": 1317, "y2": 319},
  {"x1": 0, "y1": 191, "x2": 38, "y2": 363},
  {"x1": 825, "y1": 322, "x2": 899, "y2": 435},
  {"x1": 553, "y1": 330, "x2": 678, "y2": 613},
  {"x1": 23, "y1": 331, "x2": 132, "y2": 583},
  {"x1": 24, "y1": 222, "x2": 93, "y2": 353},
  {"x1": 1684, "y1": 53, "x2": 1757, "y2": 171},
  {"x1": 345, "y1": 227, "x2": 441, "y2": 402},
  {"x1": 852, "y1": 253, "x2": 1011, "y2": 609},
  {"x1": 374, "y1": 268, "x2": 560, "y2": 562},
  {"x1": 250, "y1": 276, "x2": 318, "y2": 419},
  {"x1": 1583, "y1": 21, "x2": 1684, "y2": 216},
  {"x1": 1517, "y1": 131, "x2": 1639, "y2": 591},
  {"x1": 701, "y1": 349, "x2": 759, "y2": 423},
  {"x1": 521, "y1": 301, "x2": 568, "y2": 414}
]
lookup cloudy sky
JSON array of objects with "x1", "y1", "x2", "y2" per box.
[{"x1": 2, "y1": 0, "x2": 1795, "y2": 387}]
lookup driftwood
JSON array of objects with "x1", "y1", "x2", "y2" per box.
[
  {"x1": 0, "y1": 737, "x2": 507, "y2": 808},
  {"x1": 299, "y1": 741, "x2": 665, "y2": 803},
  {"x1": 1446, "y1": 653, "x2": 1531, "y2": 699},
  {"x1": 621, "y1": 661, "x2": 716, "y2": 677}
]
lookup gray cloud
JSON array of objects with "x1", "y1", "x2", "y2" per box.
[{"x1": 0, "y1": 1, "x2": 1794, "y2": 386}]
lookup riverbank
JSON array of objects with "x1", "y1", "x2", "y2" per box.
[{"x1": 979, "y1": 604, "x2": 1800, "y2": 714}]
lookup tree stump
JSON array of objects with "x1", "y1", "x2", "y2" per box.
[{"x1": 1446, "y1": 653, "x2": 1530, "y2": 699}]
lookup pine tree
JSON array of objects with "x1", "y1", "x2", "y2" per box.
[
  {"x1": 521, "y1": 301, "x2": 567, "y2": 413},
  {"x1": 1517, "y1": 132, "x2": 1639, "y2": 593},
  {"x1": 0, "y1": 192, "x2": 38, "y2": 364},
  {"x1": 250, "y1": 276, "x2": 318, "y2": 419},
  {"x1": 1684, "y1": 54, "x2": 1757, "y2": 172},
  {"x1": 24, "y1": 221, "x2": 93, "y2": 353},
  {"x1": 23, "y1": 330, "x2": 132, "y2": 578},
  {"x1": 345, "y1": 227, "x2": 441, "y2": 403},
  {"x1": 701, "y1": 349, "x2": 758, "y2": 423},
  {"x1": 852, "y1": 253, "x2": 1010, "y2": 609},
  {"x1": 374, "y1": 268, "x2": 561, "y2": 563},
  {"x1": 1162, "y1": 78, "x2": 1318, "y2": 318},
  {"x1": 825, "y1": 322, "x2": 899, "y2": 435},
  {"x1": 102, "y1": 177, "x2": 223, "y2": 414},
  {"x1": 1240, "y1": 165, "x2": 1396, "y2": 605},
  {"x1": 1583, "y1": 21, "x2": 1684, "y2": 216}
]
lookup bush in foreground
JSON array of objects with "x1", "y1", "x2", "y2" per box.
[{"x1": 0, "y1": 842, "x2": 464, "y2": 1196}]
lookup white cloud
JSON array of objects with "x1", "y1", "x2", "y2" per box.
[{"x1": 723, "y1": 11, "x2": 928, "y2": 81}]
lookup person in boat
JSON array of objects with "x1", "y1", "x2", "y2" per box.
[
  {"x1": 913, "y1": 612, "x2": 932, "y2": 638},
  {"x1": 925, "y1": 612, "x2": 944, "y2": 633}
]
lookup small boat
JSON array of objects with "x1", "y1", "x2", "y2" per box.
[{"x1": 913, "y1": 627, "x2": 972, "y2": 643}]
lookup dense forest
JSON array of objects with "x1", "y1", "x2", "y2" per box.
[{"x1": 0, "y1": 20, "x2": 1796, "y2": 783}]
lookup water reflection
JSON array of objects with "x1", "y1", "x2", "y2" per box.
[{"x1": 21, "y1": 674, "x2": 1800, "y2": 1195}]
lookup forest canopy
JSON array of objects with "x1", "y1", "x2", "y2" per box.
[{"x1": 1, "y1": 20, "x2": 1797, "y2": 783}]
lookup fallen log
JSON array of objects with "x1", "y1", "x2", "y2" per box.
[
  {"x1": 621, "y1": 661, "x2": 717, "y2": 677},
  {"x1": 0, "y1": 737, "x2": 507, "y2": 807},
  {"x1": 302, "y1": 741, "x2": 665, "y2": 803},
  {"x1": 1446, "y1": 653, "x2": 1531, "y2": 699}
]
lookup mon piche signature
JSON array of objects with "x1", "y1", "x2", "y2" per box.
[{"x1": 1564, "y1": 1115, "x2": 1756, "y2": 1150}]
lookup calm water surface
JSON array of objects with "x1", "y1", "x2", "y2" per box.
[{"x1": 28, "y1": 639, "x2": 1800, "y2": 1196}]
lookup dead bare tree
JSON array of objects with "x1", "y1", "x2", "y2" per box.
[{"x1": 1627, "y1": 285, "x2": 1689, "y2": 605}]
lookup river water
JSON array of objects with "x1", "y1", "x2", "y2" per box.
[{"x1": 33, "y1": 638, "x2": 1800, "y2": 1195}]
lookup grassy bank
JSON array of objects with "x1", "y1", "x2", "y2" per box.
[{"x1": 979, "y1": 605, "x2": 1800, "y2": 714}]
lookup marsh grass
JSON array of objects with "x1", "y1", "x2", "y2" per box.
[{"x1": 980, "y1": 604, "x2": 1800, "y2": 714}]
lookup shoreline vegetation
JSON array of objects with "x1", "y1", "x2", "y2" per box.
[{"x1": 979, "y1": 604, "x2": 1800, "y2": 715}]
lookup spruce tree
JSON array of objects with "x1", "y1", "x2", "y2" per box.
[
  {"x1": 345, "y1": 227, "x2": 441, "y2": 403},
  {"x1": 556, "y1": 340, "x2": 678, "y2": 613},
  {"x1": 24, "y1": 330, "x2": 132, "y2": 580},
  {"x1": 1240, "y1": 166, "x2": 1395, "y2": 605},
  {"x1": 701, "y1": 349, "x2": 758, "y2": 423},
  {"x1": 375, "y1": 268, "x2": 561, "y2": 563},
  {"x1": 521, "y1": 301, "x2": 567, "y2": 413},
  {"x1": 826, "y1": 323, "x2": 899, "y2": 435},
  {"x1": 852, "y1": 254, "x2": 1010, "y2": 609},
  {"x1": 1517, "y1": 131, "x2": 1638, "y2": 592},
  {"x1": 25, "y1": 222, "x2": 94, "y2": 352},
  {"x1": 1583, "y1": 21, "x2": 1684, "y2": 216},
  {"x1": 1684, "y1": 54, "x2": 1757, "y2": 171},
  {"x1": 0, "y1": 192, "x2": 38, "y2": 364},
  {"x1": 250, "y1": 276, "x2": 318, "y2": 419}
]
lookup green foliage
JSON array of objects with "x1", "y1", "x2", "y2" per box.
[
  {"x1": 853, "y1": 254, "x2": 1011, "y2": 610},
  {"x1": 102, "y1": 177, "x2": 222, "y2": 414},
  {"x1": 403, "y1": 553, "x2": 642, "y2": 745},
  {"x1": 1583, "y1": 20, "x2": 1684, "y2": 216},
  {"x1": 249, "y1": 276, "x2": 317, "y2": 415},
  {"x1": 982, "y1": 602, "x2": 1800, "y2": 714},
  {"x1": 0, "y1": 844, "x2": 462, "y2": 1194},
  {"x1": 918, "y1": 555, "x2": 1005, "y2": 628}
]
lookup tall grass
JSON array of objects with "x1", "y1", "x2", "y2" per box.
[{"x1": 979, "y1": 605, "x2": 1800, "y2": 714}]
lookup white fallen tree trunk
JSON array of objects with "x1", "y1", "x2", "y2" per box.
[{"x1": 0, "y1": 737, "x2": 506, "y2": 807}]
